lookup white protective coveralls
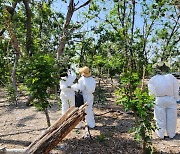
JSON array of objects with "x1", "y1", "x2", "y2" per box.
[
  {"x1": 71, "y1": 76, "x2": 96, "y2": 128},
  {"x1": 148, "y1": 74, "x2": 179, "y2": 139},
  {"x1": 60, "y1": 70, "x2": 76, "y2": 115}
]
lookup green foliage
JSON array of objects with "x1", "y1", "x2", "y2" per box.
[
  {"x1": 94, "y1": 87, "x2": 107, "y2": 104},
  {"x1": 0, "y1": 0, "x2": 178, "y2": 149},
  {"x1": 0, "y1": 33, "x2": 10, "y2": 84},
  {"x1": 24, "y1": 53, "x2": 58, "y2": 110},
  {"x1": 93, "y1": 55, "x2": 106, "y2": 68},
  {"x1": 116, "y1": 72, "x2": 156, "y2": 152},
  {"x1": 6, "y1": 82, "x2": 16, "y2": 103},
  {"x1": 96, "y1": 133, "x2": 106, "y2": 143},
  {"x1": 105, "y1": 55, "x2": 123, "y2": 77}
]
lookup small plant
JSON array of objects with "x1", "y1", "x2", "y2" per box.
[
  {"x1": 116, "y1": 71, "x2": 156, "y2": 153},
  {"x1": 6, "y1": 82, "x2": 16, "y2": 104},
  {"x1": 97, "y1": 133, "x2": 106, "y2": 143}
]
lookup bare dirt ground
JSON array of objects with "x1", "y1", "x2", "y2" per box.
[{"x1": 0, "y1": 79, "x2": 180, "y2": 154}]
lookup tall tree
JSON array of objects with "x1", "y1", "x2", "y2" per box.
[{"x1": 57, "y1": 0, "x2": 92, "y2": 59}]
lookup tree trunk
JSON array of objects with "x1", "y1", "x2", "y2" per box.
[
  {"x1": 57, "y1": 0, "x2": 92, "y2": 59},
  {"x1": 44, "y1": 108, "x2": 51, "y2": 127},
  {"x1": 25, "y1": 103, "x2": 87, "y2": 154},
  {"x1": 57, "y1": 0, "x2": 74, "y2": 59},
  {"x1": 11, "y1": 52, "x2": 19, "y2": 106},
  {"x1": 5, "y1": 5, "x2": 24, "y2": 105},
  {"x1": 23, "y1": 0, "x2": 32, "y2": 56}
]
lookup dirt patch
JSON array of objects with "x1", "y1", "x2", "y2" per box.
[{"x1": 0, "y1": 85, "x2": 180, "y2": 153}]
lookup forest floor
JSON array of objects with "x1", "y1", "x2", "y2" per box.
[{"x1": 0, "y1": 78, "x2": 180, "y2": 154}]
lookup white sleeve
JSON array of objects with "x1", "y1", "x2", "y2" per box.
[
  {"x1": 71, "y1": 77, "x2": 85, "y2": 92},
  {"x1": 66, "y1": 74, "x2": 76, "y2": 86},
  {"x1": 173, "y1": 76, "x2": 179, "y2": 101},
  {"x1": 60, "y1": 80, "x2": 69, "y2": 91},
  {"x1": 67, "y1": 70, "x2": 76, "y2": 82},
  {"x1": 148, "y1": 78, "x2": 156, "y2": 96},
  {"x1": 84, "y1": 77, "x2": 96, "y2": 93},
  {"x1": 71, "y1": 71, "x2": 77, "y2": 81},
  {"x1": 71, "y1": 83, "x2": 79, "y2": 92}
]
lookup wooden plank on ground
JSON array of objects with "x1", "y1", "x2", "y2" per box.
[{"x1": 25, "y1": 103, "x2": 87, "y2": 154}]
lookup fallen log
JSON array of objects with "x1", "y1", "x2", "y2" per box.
[
  {"x1": 0, "y1": 103, "x2": 87, "y2": 154},
  {"x1": 25, "y1": 103, "x2": 88, "y2": 154}
]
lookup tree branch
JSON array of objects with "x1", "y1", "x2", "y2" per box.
[
  {"x1": 166, "y1": 15, "x2": 180, "y2": 47},
  {"x1": 5, "y1": 9, "x2": 24, "y2": 61},
  {"x1": 23, "y1": 0, "x2": 32, "y2": 56},
  {"x1": 105, "y1": 18, "x2": 118, "y2": 32},
  {"x1": 57, "y1": 0, "x2": 92, "y2": 59},
  {"x1": 117, "y1": 3, "x2": 123, "y2": 27},
  {"x1": 74, "y1": 0, "x2": 92, "y2": 11},
  {"x1": 131, "y1": 0, "x2": 135, "y2": 43},
  {"x1": 0, "y1": 1, "x2": 18, "y2": 37}
]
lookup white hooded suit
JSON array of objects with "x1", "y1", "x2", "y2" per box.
[
  {"x1": 72, "y1": 76, "x2": 96, "y2": 128},
  {"x1": 60, "y1": 71, "x2": 76, "y2": 115},
  {"x1": 148, "y1": 74, "x2": 179, "y2": 139}
]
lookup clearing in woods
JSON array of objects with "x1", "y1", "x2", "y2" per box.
[{"x1": 0, "y1": 78, "x2": 180, "y2": 153}]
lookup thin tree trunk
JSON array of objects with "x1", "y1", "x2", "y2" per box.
[
  {"x1": 129, "y1": 0, "x2": 136, "y2": 71},
  {"x1": 131, "y1": 0, "x2": 135, "y2": 43},
  {"x1": 6, "y1": 39, "x2": 19, "y2": 105},
  {"x1": 44, "y1": 108, "x2": 51, "y2": 127},
  {"x1": 57, "y1": 0, "x2": 74, "y2": 59},
  {"x1": 5, "y1": 8, "x2": 24, "y2": 105},
  {"x1": 141, "y1": 65, "x2": 145, "y2": 91},
  {"x1": 5, "y1": 8, "x2": 24, "y2": 60},
  {"x1": 110, "y1": 77, "x2": 113, "y2": 96},
  {"x1": 23, "y1": 0, "x2": 32, "y2": 56},
  {"x1": 11, "y1": 52, "x2": 19, "y2": 106},
  {"x1": 142, "y1": 130, "x2": 146, "y2": 154}
]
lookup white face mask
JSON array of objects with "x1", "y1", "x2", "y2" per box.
[{"x1": 61, "y1": 76, "x2": 67, "y2": 81}]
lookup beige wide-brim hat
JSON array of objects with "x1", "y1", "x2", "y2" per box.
[{"x1": 79, "y1": 66, "x2": 91, "y2": 77}]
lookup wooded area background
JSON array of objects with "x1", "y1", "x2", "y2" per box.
[{"x1": 0, "y1": 0, "x2": 179, "y2": 153}]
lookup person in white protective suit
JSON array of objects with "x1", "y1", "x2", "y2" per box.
[
  {"x1": 148, "y1": 61, "x2": 179, "y2": 139},
  {"x1": 71, "y1": 66, "x2": 96, "y2": 128},
  {"x1": 60, "y1": 67, "x2": 76, "y2": 115}
]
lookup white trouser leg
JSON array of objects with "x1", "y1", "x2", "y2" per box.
[
  {"x1": 61, "y1": 94, "x2": 75, "y2": 115},
  {"x1": 61, "y1": 98, "x2": 70, "y2": 115},
  {"x1": 154, "y1": 105, "x2": 166, "y2": 139},
  {"x1": 69, "y1": 95, "x2": 75, "y2": 107},
  {"x1": 85, "y1": 105, "x2": 95, "y2": 128},
  {"x1": 166, "y1": 105, "x2": 177, "y2": 138},
  {"x1": 84, "y1": 95, "x2": 95, "y2": 128},
  {"x1": 81, "y1": 93, "x2": 95, "y2": 128}
]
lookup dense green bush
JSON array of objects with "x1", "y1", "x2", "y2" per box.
[{"x1": 24, "y1": 53, "x2": 58, "y2": 126}]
